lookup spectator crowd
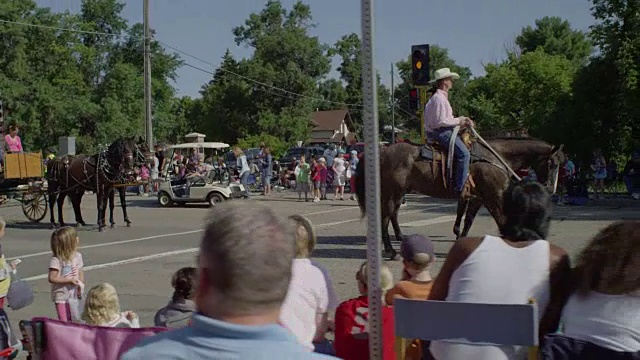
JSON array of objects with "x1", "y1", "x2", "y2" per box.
[{"x1": 0, "y1": 179, "x2": 637, "y2": 359}]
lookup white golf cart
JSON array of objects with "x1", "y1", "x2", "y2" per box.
[{"x1": 157, "y1": 142, "x2": 246, "y2": 207}]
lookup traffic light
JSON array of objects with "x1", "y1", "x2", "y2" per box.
[
  {"x1": 411, "y1": 44, "x2": 430, "y2": 86},
  {"x1": 409, "y1": 88, "x2": 419, "y2": 113}
]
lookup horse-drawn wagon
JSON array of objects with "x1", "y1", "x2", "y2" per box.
[{"x1": 0, "y1": 152, "x2": 48, "y2": 222}]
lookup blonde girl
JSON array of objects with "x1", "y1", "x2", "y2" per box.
[
  {"x1": 48, "y1": 227, "x2": 84, "y2": 321},
  {"x1": 0, "y1": 218, "x2": 19, "y2": 308},
  {"x1": 280, "y1": 215, "x2": 332, "y2": 351},
  {"x1": 82, "y1": 283, "x2": 139, "y2": 328}
]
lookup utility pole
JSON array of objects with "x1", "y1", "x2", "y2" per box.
[
  {"x1": 143, "y1": 0, "x2": 153, "y2": 150},
  {"x1": 390, "y1": 62, "x2": 395, "y2": 144}
]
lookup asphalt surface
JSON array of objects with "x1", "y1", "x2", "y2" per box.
[{"x1": 0, "y1": 190, "x2": 638, "y2": 329}]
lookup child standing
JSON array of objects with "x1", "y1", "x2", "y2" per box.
[
  {"x1": 296, "y1": 155, "x2": 311, "y2": 202},
  {"x1": 310, "y1": 158, "x2": 321, "y2": 203},
  {"x1": 48, "y1": 227, "x2": 84, "y2": 322},
  {"x1": 385, "y1": 234, "x2": 435, "y2": 305},
  {"x1": 319, "y1": 158, "x2": 328, "y2": 200},
  {"x1": 0, "y1": 218, "x2": 19, "y2": 308}
]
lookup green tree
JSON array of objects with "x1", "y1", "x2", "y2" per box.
[
  {"x1": 230, "y1": 0, "x2": 331, "y2": 143},
  {"x1": 587, "y1": 0, "x2": 640, "y2": 157},
  {"x1": 516, "y1": 16, "x2": 593, "y2": 64},
  {"x1": 467, "y1": 50, "x2": 576, "y2": 138}
]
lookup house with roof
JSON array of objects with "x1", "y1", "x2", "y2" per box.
[{"x1": 309, "y1": 109, "x2": 358, "y2": 145}]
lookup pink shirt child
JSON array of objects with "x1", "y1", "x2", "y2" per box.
[
  {"x1": 424, "y1": 89, "x2": 464, "y2": 133},
  {"x1": 4, "y1": 134, "x2": 22, "y2": 153},
  {"x1": 49, "y1": 252, "x2": 84, "y2": 304}
]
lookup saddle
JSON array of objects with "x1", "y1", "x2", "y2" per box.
[{"x1": 419, "y1": 128, "x2": 476, "y2": 195}]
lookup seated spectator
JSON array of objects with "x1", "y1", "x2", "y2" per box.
[
  {"x1": 427, "y1": 180, "x2": 572, "y2": 360},
  {"x1": 287, "y1": 215, "x2": 340, "y2": 355},
  {"x1": 559, "y1": 221, "x2": 639, "y2": 353},
  {"x1": 122, "y1": 202, "x2": 336, "y2": 359},
  {"x1": 334, "y1": 261, "x2": 396, "y2": 360},
  {"x1": 280, "y1": 215, "x2": 329, "y2": 351},
  {"x1": 385, "y1": 234, "x2": 435, "y2": 305},
  {"x1": 82, "y1": 283, "x2": 140, "y2": 328},
  {"x1": 154, "y1": 267, "x2": 197, "y2": 328}
]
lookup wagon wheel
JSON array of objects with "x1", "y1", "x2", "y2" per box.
[{"x1": 21, "y1": 192, "x2": 48, "y2": 223}]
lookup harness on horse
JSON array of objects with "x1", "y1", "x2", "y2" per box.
[{"x1": 48, "y1": 143, "x2": 146, "y2": 196}]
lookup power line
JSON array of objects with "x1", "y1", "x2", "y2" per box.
[
  {"x1": 167, "y1": 42, "x2": 365, "y2": 108},
  {"x1": 0, "y1": 19, "x2": 124, "y2": 38},
  {"x1": 1, "y1": 16, "x2": 417, "y2": 119}
]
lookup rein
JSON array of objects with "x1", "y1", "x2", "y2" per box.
[{"x1": 470, "y1": 127, "x2": 522, "y2": 181}]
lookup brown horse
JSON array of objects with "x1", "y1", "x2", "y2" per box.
[
  {"x1": 355, "y1": 137, "x2": 564, "y2": 259},
  {"x1": 47, "y1": 137, "x2": 149, "y2": 231}
]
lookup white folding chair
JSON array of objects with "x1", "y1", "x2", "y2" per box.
[{"x1": 394, "y1": 298, "x2": 539, "y2": 360}]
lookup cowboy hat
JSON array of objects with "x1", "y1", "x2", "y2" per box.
[{"x1": 428, "y1": 68, "x2": 460, "y2": 84}]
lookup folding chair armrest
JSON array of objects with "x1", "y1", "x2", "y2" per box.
[{"x1": 395, "y1": 336, "x2": 407, "y2": 360}]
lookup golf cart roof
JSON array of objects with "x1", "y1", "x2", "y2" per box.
[{"x1": 168, "y1": 142, "x2": 230, "y2": 150}]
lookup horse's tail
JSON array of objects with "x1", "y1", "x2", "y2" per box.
[{"x1": 355, "y1": 155, "x2": 366, "y2": 218}]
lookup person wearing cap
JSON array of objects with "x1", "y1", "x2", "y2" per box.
[
  {"x1": 333, "y1": 261, "x2": 396, "y2": 360},
  {"x1": 424, "y1": 68, "x2": 474, "y2": 198},
  {"x1": 332, "y1": 149, "x2": 347, "y2": 200},
  {"x1": 385, "y1": 234, "x2": 435, "y2": 305}
]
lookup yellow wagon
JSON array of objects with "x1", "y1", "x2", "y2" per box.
[{"x1": 1, "y1": 152, "x2": 48, "y2": 222}]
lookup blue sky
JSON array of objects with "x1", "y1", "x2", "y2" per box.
[{"x1": 41, "y1": 0, "x2": 596, "y2": 98}]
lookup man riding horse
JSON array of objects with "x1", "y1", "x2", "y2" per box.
[{"x1": 424, "y1": 68, "x2": 474, "y2": 198}]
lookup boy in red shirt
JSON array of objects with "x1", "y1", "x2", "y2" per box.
[{"x1": 334, "y1": 261, "x2": 396, "y2": 360}]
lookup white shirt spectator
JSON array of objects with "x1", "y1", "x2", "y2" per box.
[
  {"x1": 280, "y1": 258, "x2": 329, "y2": 351},
  {"x1": 237, "y1": 155, "x2": 250, "y2": 176},
  {"x1": 310, "y1": 259, "x2": 339, "y2": 312},
  {"x1": 561, "y1": 291, "x2": 640, "y2": 352}
]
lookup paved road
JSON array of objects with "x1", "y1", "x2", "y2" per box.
[{"x1": 1, "y1": 190, "x2": 638, "y2": 327}]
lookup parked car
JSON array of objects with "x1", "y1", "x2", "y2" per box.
[{"x1": 278, "y1": 146, "x2": 324, "y2": 168}]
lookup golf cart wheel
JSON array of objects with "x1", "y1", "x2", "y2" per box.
[
  {"x1": 207, "y1": 192, "x2": 225, "y2": 206},
  {"x1": 158, "y1": 192, "x2": 172, "y2": 207}
]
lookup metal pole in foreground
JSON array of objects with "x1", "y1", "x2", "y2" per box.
[
  {"x1": 360, "y1": 0, "x2": 383, "y2": 359},
  {"x1": 143, "y1": 0, "x2": 153, "y2": 150}
]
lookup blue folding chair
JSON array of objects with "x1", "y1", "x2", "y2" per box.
[{"x1": 393, "y1": 298, "x2": 539, "y2": 360}]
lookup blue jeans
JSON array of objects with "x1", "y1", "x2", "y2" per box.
[
  {"x1": 313, "y1": 339, "x2": 335, "y2": 356},
  {"x1": 431, "y1": 127, "x2": 470, "y2": 192},
  {"x1": 240, "y1": 171, "x2": 251, "y2": 197}
]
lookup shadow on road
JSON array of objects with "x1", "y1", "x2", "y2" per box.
[{"x1": 315, "y1": 235, "x2": 451, "y2": 260}]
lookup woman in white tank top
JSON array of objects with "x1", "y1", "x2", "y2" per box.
[
  {"x1": 427, "y1": 181, "x2": 572, "y2": 360},
  {"x1": 559, "y1": 221, "x2": 640, "y2": 353}
]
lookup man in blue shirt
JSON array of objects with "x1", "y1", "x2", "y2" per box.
[{"x1": 122, "y1": 202, "x2": 336, "y2": 360}]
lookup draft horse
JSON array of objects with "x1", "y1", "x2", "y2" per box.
[
  {"x1": 355, "y1": 136, "x2": 564, "y2": 260},
  {"x1": 47, "y1": 137, "x2": 149, "y2": 231}
]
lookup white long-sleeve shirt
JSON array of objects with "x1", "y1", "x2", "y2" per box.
[{"x1": 424, "y1": 89, "x2": 463, "y2": 133}]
